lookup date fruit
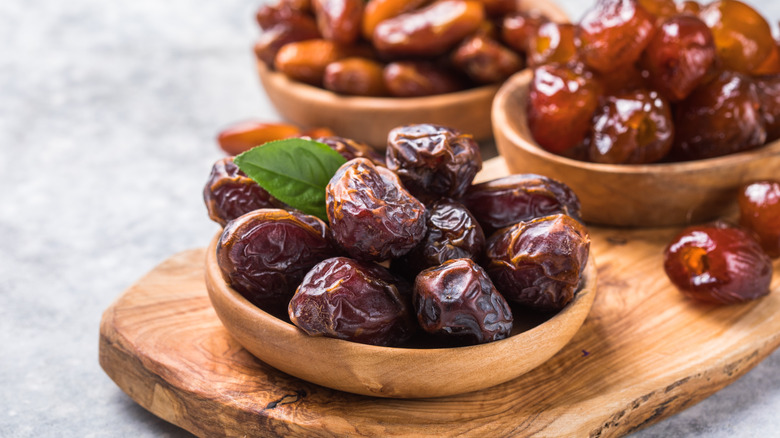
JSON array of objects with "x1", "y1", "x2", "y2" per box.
[
  {"x1": 274, "y1": 39, "x2": 365, "y2": 86},
  {"x1": 664, "y1": 221, "x2": 773, "y2": 303},
  {"x1": 386, "y1": 124, "x2": 482, "y2": 201},
  {"x1": 362, "y1": 0, "x2": 428, "y2": 41},
  {"x1": 203, "y1": 157, "x2": 284, "y2": 226},
  {"x1": 672, "y1": 71, "x2": 766, "y2": 160},
  {"x1": 414, "y1": 258, "x2": 513, "y2": 344},
  {"x1": 739, "y1": 180, "x2": 780, "y2": 258},
  {"x1": 588, "y1": 89, "x2": 674, "y2": 164},
  {"x1": 641, "y1": 15, "x2": 716, "y2": 102},
  {"x1": 312, "y1": 0, "x2": 363, "y2": 45},
  {"x1": 501, "y1": 12, "x2": 548, "y2": 53},
  {"x1": 373, "y1": 0, "x2": 485, "y2": 57},
  {"x1": 577, "y1": 0, "x2": 656, "y2": 73},
  {"x1": 463, "y1": 174, "x2": 581, "y2": 235},
  {"x1": 452, "y1": 34, "x2": 523, "y2": 84},
  {"x1": 327, "y1": 158, "x2": 427, "y2": 261},
  {"x1": 316, "y1": 135, "x2": 385, "y2": 166},
  {"x1": 402, "y1": 199, "x2": 486, "y2": 273},
  {"x1": 323, "y1": 57, "x2": 388, "y2": 96},
  {"x1": 755, "y1": 75, "x2": 780, "y2": 142},
  {"x1": 527, "y1": 22, "x2": 579, "y2": 68},
  {"x1": 217, "y1": 121, "x2": 301, "y2": 156},
  {"x1": 253, "y1": 15, "x2": 321, "y2": 67},
  {"x1": 383, "y1": 61, "x2": 464, "y2": 97},
  {"x1": 485, "y1": 214, "x2": 590, "y2": 311},
  {"x1": 527, "y1": 63, "x2": 602, "y2": 155},
  {"x1": 289, "y1": 257, "x2": 415, "y2": 346},
  {"x1": 216, "y1": 209, "x2": 338, "y2": 317}
]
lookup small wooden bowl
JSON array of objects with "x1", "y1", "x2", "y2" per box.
[
  {"x1": 493, "y1": 69, "x2": 780, "y2": 227},
  {"x1": 258, "y1": 0, "x2": 569, "y2": 148},
  {"x1": 205, "y1": 233, "x2": 598, "y2": 399}
]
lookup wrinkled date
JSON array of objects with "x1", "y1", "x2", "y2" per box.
[
  {"x1": 401, "y1": 199, "x2": 486, "y2": 273},
  {"x1": 673, "y1": 71, "x2": 766, "y2": 160},
  {"x1": 203, "y1": 157, "x2": 284, "y2": 226},
  {"x1": 383, "y1": 61, "x2": 464, "y2": 97},
  {"x1": 462, "y1": 174, "x2": 581, "y2": 235},
  {"x1": 485, "y1": 214, "x2": 590, "y2": 311},
  {"x1": 739, "y1": 180, "x2": 780, "y2": 258},
  {"x1": 373, "y1": 0, "x2": 485, "y2": 57},
  {"x1": 386, "y1": 124, "x2": 482, "y2": 201},
  {"x1": 315, "y1": 135, "x2": 385, "y2": 166},
  {"x1": 414, "y1": 258, "x2": 513, "y2": 344},
  {"x1": 289, "y1": 257, "x2": 415, "y2": 346},
  {"x1": 327, "y1": 158, "x2": 427, "y2": 261},
  {"x1": 217, "y1": 209, "x2": 339, "y2": 317},
  {"x1": 664, "y1": 221, "x2": 773, "y2": 303}
]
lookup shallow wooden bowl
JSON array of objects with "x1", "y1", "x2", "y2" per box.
[
  {"x1": 492, "y1": 69, "x2": 780, "y2": 227},
  {"x1": 258, "y1": 0, "x2": 569, "y2": 148},
  {"x1": 205, "y1": 233, "x2": 598, "y2": 399}
]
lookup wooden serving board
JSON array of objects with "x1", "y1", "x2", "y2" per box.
[{"x1": 100, "y1": 159, "x2": 780, "y2": 437}]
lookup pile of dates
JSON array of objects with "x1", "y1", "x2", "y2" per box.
[
  {"x1": 204, "y1": 124, "x2": 591, "y2": 347},
  {"x1": 253, "y1": 0, "x2": 561, "y2": 96},
  {"x1": 526, "y1": 0, "x2": 780, "y2": 163}
]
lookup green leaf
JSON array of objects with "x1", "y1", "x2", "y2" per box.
[{"x1": 233, "y1": 138, "x2": 347, "y2": 221}]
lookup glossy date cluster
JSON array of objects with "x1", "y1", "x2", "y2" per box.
[
  {"x1": 526, "y1": 0, "x2": 780, "y2": 164},
  {"x1": 206, "y1": 124, "x2": 590, "y2": 347},
  {"x1": 254, "y1": 0, "x2": 564, "y2": 96}
]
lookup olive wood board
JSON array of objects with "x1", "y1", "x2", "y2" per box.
[{"x1": 100, "y1": 159, "x2": 780, "y2": 437}]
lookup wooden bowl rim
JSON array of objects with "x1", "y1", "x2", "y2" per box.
[
  {"x1": 493, "y1": 69, "x2": 780, "y2": 175},
  {"x1": 205, "y1": 232, "x2": 597, "y2": 358}
]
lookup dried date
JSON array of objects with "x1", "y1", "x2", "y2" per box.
[
  {"x1": 383, "y1": 61, "x2": 464, "y2": 97},
  {"x1": 326, "y1": 158, "x2": 427, "y2": 261},
  {"x1": 414, "y1": 258, "x2": 513, "y2": 344},
  {"x1": 315, "y1": 135, "x2": 385, "y2": 166},
  {"x1": 289, "y1": 257, "x2": 415, "y2": 346}
]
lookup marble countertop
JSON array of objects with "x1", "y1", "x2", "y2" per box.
[{"x1": 1, "y1": 0, "x2": 779, "y2": 436}]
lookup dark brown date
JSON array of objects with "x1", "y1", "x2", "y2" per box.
[
  {"x1": 323, "y1": 57, "x2": 388, "y2": 97},
  {"x1": 315, "y1": 135, "x2": 385, "y2": 166},
  {"x1": 739, "y1": 180, "x2": 780, "y2": 258},
  {"x1": 664, "y1": 221, "x2": 773, "y2": 303},
  {"x1": 451, "y1": 34, "x2": 524, "y2": 84},
  {"x1": 216, "y1": 209, "x2": 338, "y2": 317},
  {"x1": 588, "y1": 89, "x2": 674, "y2": 164},
  {"x1": 373, "y1": 0, "x2": 485, "y2": 57},
  {"x1": 383, "y1": 61, "x2": 464, "y2": 97},
  {"x1": 386, "y1": 124, "x2": 482, "y2": 201},
  {"x1": 414, "y1": 258, "x2": 513, "y2": 344},
  {"x1": 253, "y1": 16, "x2": 321, "y2": 67},
  {"x1": 400, "y1": 199, "x2": 485, "y2": 273},
  {"x1": 326, "y1": 158, "x2": 427, "y2": 261},
  {"x1": 462, "y1": 174, "x2": 581, "y2": 235},
  {"x1": 312, "y1": 0, "x2": 364, "y2": 45},
  {"x1": 256, "y1": 0, "x2": 312, "y2": 31},
  {"x1": 672, "y1": 70, "x2": 766, "y2": 160},
  {"x1": 289, "y1": 257, "x2": 415, "y2": 346},
  {"x1": 578, "y1": 0, "x2": 656, "y2": 73},
  {"x1": 485, "y1": 214, "x2": 590, "y2": 311},
  {"x1": 641, "y1": 15, "x2": 716, "y2": 102},
  {"x1": 203, "y1": 157, "x2": 285, "y2": 227}
]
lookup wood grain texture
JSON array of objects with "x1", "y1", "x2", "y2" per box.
[
  {"x1": 100, "y1": 197, "x2": 780, "y2": 436},
  {"x1": 492, "y1": 69, "x2": 780, "y2": 227}
]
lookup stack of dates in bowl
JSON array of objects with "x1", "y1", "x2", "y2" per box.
[{"x1": 202, "y1": 124, "x2": 597, "y2": 398}]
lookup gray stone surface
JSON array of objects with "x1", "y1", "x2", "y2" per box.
[{"x1": 0, "y1": 0, "x2": 778, "y2": 436}]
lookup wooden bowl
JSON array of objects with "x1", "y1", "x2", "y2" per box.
[
  {"x1": 258, "y1": 0, "x2": 569, "y2": 148},
  {"x1": 493, "y1": 69, "x2": 780, "y2": 227},
  {"x1": 205, "y1": 233, "x2": 598, "y2": 399}
]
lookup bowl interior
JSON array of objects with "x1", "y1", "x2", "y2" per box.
[
  {"x1": 205, "y1": 233, "x2": 598, "y2": 398},
  {"x1": 258, "y1": 0, "x2": 570, "y2": 148},
  {"x1": 492, "y1": 69, "x2": 780, "y2": 227}
]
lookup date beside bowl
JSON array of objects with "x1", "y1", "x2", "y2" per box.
[
  {"x1": 492, "y1": 69, "x2": 780, "y2": 227},
  {"x1": 205, "y1": 233, "x2": 598, "y2": 399},
  {"x1": 257, "y1": 0, "x2": 569, "y2": 148}
]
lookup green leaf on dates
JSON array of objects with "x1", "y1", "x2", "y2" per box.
[{"x1": 234, "y1": 138, "x2": 347, "y2": 221}]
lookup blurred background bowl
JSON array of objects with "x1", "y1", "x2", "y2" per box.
[
  {"x1": 258, "y1": 0, "x2": 569, "y2": 148},
  {"x1": 205, "y1": 233, "x2": 598, "y2": 398},
  {"x1": 492, "y1": 69, "x2": 780, "y2": 227}
]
